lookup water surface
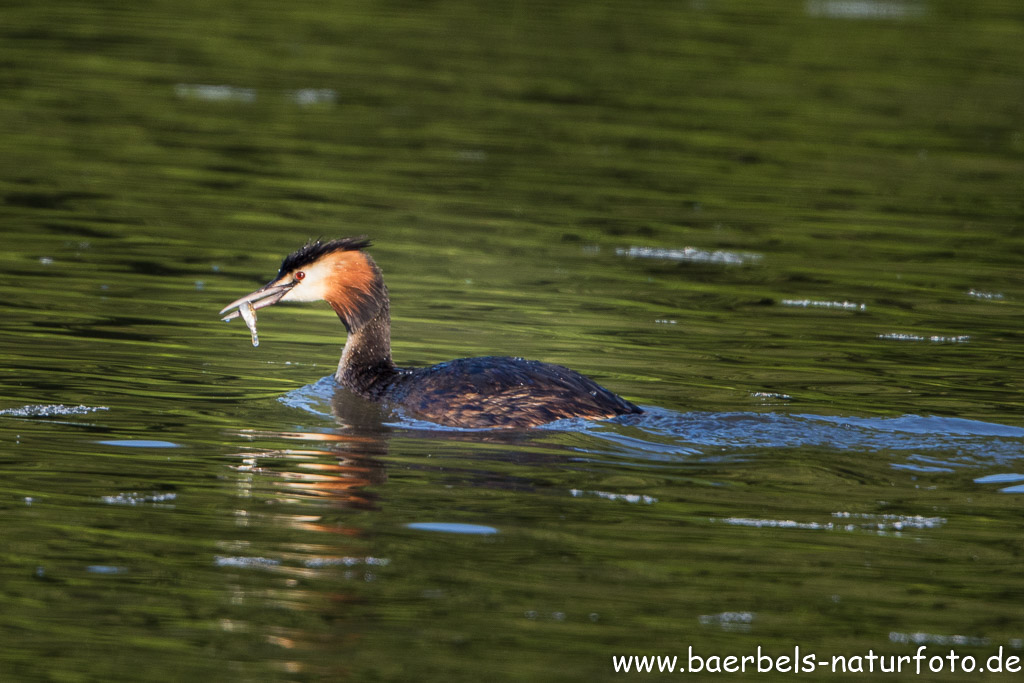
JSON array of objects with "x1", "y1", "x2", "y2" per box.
[{"x1": 2, "y1": 1, "x2": 1023, "y2": 680}]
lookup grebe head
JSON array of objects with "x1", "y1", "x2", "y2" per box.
[{"x1": 219, "y1": 237, "x2": 385, "y2": 332}]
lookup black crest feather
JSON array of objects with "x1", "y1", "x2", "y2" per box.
[{"x1": 277, "y1": 237, "x2": 372, "y2": 278}]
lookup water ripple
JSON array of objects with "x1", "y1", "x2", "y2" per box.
[{"x1": 584, "y1": 408, "x2": 1024, "y2": 468}]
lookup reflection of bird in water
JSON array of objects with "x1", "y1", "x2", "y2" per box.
[
  {"x1": 221, "y1": 238, "x2": 641, "y2": 429},
  {"x1": 234, "y1": 430, "x2": 388, "y2": 513}
]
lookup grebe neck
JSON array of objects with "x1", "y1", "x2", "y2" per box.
[{"x1": 334, "y1": 294, "x2": 399, "y2": 397}]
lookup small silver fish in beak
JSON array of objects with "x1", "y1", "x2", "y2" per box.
[
  {"x1": 238, "y1": 302, "x2": 258, "y2": 346},
  {"x1": 219, "y1": 278, "x2": 298, "y2": 345}
]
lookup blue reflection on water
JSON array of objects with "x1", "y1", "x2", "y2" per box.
[{"x1": 407, "y1": 522, "x2": 499, "y2": 535}]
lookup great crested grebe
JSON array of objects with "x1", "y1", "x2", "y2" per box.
[{"x1": 220, "y1": 238, "x2": 641, "y2": 429}]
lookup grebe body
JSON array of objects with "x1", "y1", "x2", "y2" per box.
[{"x1": 221, "y1": 239, "x2": 641, "y2": 429}]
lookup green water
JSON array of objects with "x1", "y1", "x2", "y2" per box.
[{"x1": 2, "y1": 1, "x2": 1024, "y2": 680}]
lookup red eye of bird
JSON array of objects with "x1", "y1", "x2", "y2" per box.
[{"x1": 295, "y1": 271, "x2": 305, "y2": 281}]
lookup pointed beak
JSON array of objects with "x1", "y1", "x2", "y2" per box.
[{"x1": 219, "y1": 279, "x2": 297, "y2": 321}]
